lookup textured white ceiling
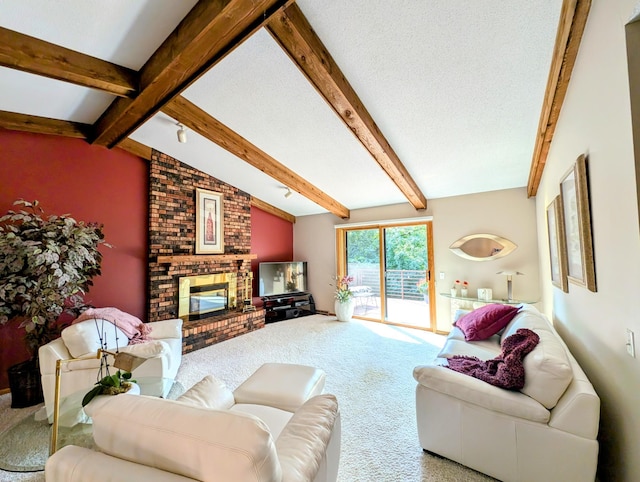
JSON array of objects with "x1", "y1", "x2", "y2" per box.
[{"x1": 0, "y1": 0, "x2": 562, "y2": 217}]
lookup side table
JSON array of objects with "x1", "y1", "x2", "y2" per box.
[
  {"x1": 439, "y1": 293, "x2": 537, "y2": 325},
  {"x1": 51, "y1": 377, "x2": 182, "y2": 454}
]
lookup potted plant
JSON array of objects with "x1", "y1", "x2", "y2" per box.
[
  {"x1": 82, "y1": 370, "x2": 137, "y2": 407},
  {"x1": 0, "y1": 200, "x2": 108, "y2": 407},
  {"x1": 333, "y1": 275, "x2": 355, "y2": 322}
]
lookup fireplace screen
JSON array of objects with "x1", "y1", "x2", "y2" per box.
[
  {"x1": 189, "y1": 283, "x2": 228, "y2": 320},
  {"x1": 178, "y1": 273, "x2": 237, "y2": 322}
]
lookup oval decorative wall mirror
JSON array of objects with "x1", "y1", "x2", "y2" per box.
[{"x1": 449, "y1": 234, "x2": 517, "y2": 261}]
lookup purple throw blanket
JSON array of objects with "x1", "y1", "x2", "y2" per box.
[{"x1": 447, "y1": 328, "x2": 540, "y2": 390}]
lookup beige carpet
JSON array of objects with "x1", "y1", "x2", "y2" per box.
[{"x1": 0, "y1": 315, "x2": 495, "y2": 481}]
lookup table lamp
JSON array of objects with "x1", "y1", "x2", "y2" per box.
[{"x1": 496, "y1": 270, "x2": 524, "y2": 301}]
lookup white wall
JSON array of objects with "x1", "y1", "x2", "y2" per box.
[
  {"x1": 430, "y1": 188, "x2": 539, "y2": 331},
  {"x1": 534, "y1": 0, "x2": 640, "y2": 479},
  {"x1": 294, "y1": 187, "x2": 539, "y2": 333}
]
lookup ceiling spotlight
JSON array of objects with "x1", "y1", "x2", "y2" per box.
[
  {"x1": 284, "y1": 188, "x2": 293, "y2": 199},
  {"x1": 176, "y1": 123, "x2": 187, "y2": 143}
]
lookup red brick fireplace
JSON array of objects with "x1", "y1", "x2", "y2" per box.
[{"x1": 148, "y1": 150, "x2": 264, "y2": 353}]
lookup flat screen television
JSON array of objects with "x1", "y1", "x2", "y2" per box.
[{"x1": 258, "y1": 261, "x2": 307, "y2": 297}]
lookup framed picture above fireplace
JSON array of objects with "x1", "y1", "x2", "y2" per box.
[{"x1": 195, "y1": 188, "x2": 224, "y2": 254}]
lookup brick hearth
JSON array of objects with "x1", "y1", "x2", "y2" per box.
[
  {"x1": 182, "y1": 309, "x2": 265, "y2": 354},
  {"x1": 148, "y1": 149, "x2": 265, "y2": 352}
]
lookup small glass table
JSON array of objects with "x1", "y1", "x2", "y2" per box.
[
  {"x1": 52, "y1": 377, "x2": 183, "y2": 454},
  {"x1": 439, "y1": 293, "x2": 537, "y2": 305}
]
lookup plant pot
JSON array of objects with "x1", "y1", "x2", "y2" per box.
[
  {"x1": 83, "y1": 382, "x2": 141, "y2": 417},
  {"x1": 335, "y1": 299, "x2": 355, "y2": 322},
  {"x1": 7, "y1": 359, "x2": 44, "y2": 408}
]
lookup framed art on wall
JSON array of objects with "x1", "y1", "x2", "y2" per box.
[
  {"x1": 195, "y1": 188, "x2": 224, "y2": 254},
  {"x1": 546, "y1": 195, "x2": 568, "y2": 292},
  {"x1": 559, "y1": 154, "x2": 596, "y2": 292}
]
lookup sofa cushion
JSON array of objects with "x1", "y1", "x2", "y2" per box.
[
  {"x1": 519, "y1": 329, "x2": 573, "y2": 409},
  {"x1": 118, "y1": 340, "x2": 168, "y2": 358},
  {"x1": 500, "y1": 305, "x2": 552, "y2": 344},
  {"x1": 454, "y1": 304, "x2": 520, "y2": 341},
  {"x1": 437, "y1": 337, "x2": 501, "y2": 361},
  {"x1": 92, "y1": 395, "x2": 282, "y2": 482},
  {"x1": 499, "y1": 305, "x2": 574, "y2": 408},
  {"x1": 61, "y1": 319, "x2": 130, "y2": 358},
  {"x1": 177, "y1": 375, "x2": 235, "y2": 410},
  {"x1": 413, "y1": 364, "x2": 550, "y2": 423}
]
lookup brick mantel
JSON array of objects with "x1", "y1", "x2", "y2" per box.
[{"x1": 157, "y1": 253, "x2": 257, "y2": 264}]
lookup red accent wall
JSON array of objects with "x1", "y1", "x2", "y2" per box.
[
  {"x1": 250, "y1": 206, "x2": 294, "y2": 305},
  {"x1": 0, "y1": 129, "x2": 294, "y2": 390},
  {"x1": 0, "y1": 129, "x2": 148, "y2": 389}
]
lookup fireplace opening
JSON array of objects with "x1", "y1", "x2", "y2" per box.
[
  {"x1": 188, "y1": 282, "x2": 228, "y2": 320},
  {"x1": 178, "y1": 273, "x2": 238, "y2": 323}
]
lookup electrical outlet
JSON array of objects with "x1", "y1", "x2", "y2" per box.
[
  {"x1": 439, "y1": 272, "x2": 445, "y2": 280},
  {"x1": 626, "y1": 329, "x2": 636, "y2": 358}
]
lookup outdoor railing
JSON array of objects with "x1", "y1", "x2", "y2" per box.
[{"x1": 348, "y1": 268, "x2": 427, "y2": 301}]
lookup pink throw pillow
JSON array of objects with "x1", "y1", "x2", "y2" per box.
[{"x1": 454, "y1": 304, "x2": 521, "y2": 341}]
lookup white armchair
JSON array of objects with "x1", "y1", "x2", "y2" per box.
[
  {"x1": 39, "y1": 317, "x2": 183, "y2": 419},
  {"x1": 46, "y1": 371, "x2": 341, "y2": 482}
]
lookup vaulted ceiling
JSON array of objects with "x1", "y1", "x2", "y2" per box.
[{"x1": 0, "y1": 0, "x2": 589, "y2": 221}]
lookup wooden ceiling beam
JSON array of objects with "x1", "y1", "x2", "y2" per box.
[
  {"x1": 93, "y1": 0, "x2": 293, "y2": 148},
  {"x1": 0, "y1": 27, "x2": 137, "y2": 97},
  {"x1": 0, "y1": 110, "x2": 90, "y2": 138},
  {"x1": 527, "y1": 0, "x2": 591, "y2": 197},
  {"x1": 251, "y1": 197, "x2": 296, "y2": 223},
  {"x1": 118, "y1": 138, "x2": 153, "y2": 161},
  {"x1": 163, "y1": 96, "x2": 350, "y2": 219},
  {"x1": 267, "y1": 3, "x2": 427, "y2": 210}
]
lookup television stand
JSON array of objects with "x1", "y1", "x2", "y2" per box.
[{"x1": 261, "y1": 292, "x2": 316, "y2": 323}]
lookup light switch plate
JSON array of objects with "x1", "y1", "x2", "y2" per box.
[{"x1": 626, "y1": 329, "x2": 636, "y2": 358}]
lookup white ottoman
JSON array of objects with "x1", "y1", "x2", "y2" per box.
[{"x1": 233, "y1": 363, "x2": 326, "y2": 412}]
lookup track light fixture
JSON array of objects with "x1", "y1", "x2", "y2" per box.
[
  {"x1": 176, "y1": 123, "x2": 187, "y2": 143},
  {"x1": 284, "y1": 188, "x2": 293, "y2": 199}
]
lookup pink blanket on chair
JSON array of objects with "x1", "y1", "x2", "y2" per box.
[
  {"x1": 446, "y1": 328, "x2": 539, "y2": 390},
  {"x1": 73, "y1": 307, "x2": 152, "y2": 344}
]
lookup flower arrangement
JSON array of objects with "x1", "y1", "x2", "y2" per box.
[
  {"x1": 461, "y1": 280, "x2": 469, "y2": 296},
  {"x1": 333, "y1": 275, "x2": 354, "y2": 303},
  {"x1": 417, "y1": 278, "x2": 428, "y2": 294}
]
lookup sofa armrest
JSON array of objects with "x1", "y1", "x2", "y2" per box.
[
  {"x1": 46, "y1": 445, "x2": 194, "y2": 482},
  {"x1": 39, "y1": 337, "x2": 72, "y2": 375},
  {"x1": 413, "y1": 364, "x2": 549, "y2": 423},
  {"x1": 148, "y1": 318, "x2": 183, "y2": 340},
  {"x1": 276, "y1": 394, "x2": 339, "y2": 482}
]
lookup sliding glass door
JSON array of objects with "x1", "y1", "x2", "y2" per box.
[{"x1": 338, "y1": 221, "x2": 434, "y2": 330}]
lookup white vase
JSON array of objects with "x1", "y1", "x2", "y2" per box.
[
  {"x1": 335, "y1": 299, "x2": 355, "y2": 322},
  {"x1": 461, "y1": 288, "x2": 468, "y2": 297},
  {"x1": 450, "y1": 288, "x2": 458, "y2": 297}
]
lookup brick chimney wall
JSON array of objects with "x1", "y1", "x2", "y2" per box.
[{"x1": 148, "y1": 150, "x2": 264, "y2": 351}]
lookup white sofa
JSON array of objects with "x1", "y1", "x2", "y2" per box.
[
  {"x1": 45, "y1": 364, "x2": 341, "y2": 482},
  {"x1": 414, "y1": 304, "x2": 600, "y2": 482},
  {"x1": 39, "y1": 317, "x2": 183, "y2": 419}
]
